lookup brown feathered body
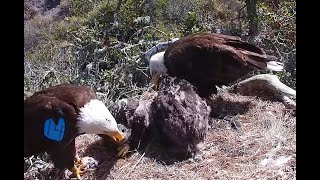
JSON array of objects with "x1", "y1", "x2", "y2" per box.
[
  {"x1": 108, "y1": 81, "x2": 210, "y2": 159},
  {"x1": 24, "y1": 84, "x2": 95, "y2": 170},
  {"x1": 150, "y1": 84, "x2": 210, "y2": 157},
  {"x1": 162, "y1": 32, "x2": 281, "y2": 97}
]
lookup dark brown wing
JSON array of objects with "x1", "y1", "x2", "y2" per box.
[
  {"x1": 32, "y1": 83, "x2": 96, "y2": 112},
  {"x1": 163, "y1": 32, "x2": 269, "y2": 85},
  {"x1": 24, "y1": 93, "x2": 78, "y2": 169},
  {"x1": 165, "y1": 32, "x2": 268, "y2": 69}
]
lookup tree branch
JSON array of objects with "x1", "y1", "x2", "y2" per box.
[{"x1": 229, "y1": 74, "x2": 296, "y2": 109}]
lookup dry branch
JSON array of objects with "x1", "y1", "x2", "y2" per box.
[{"x1": 229, "y1": 74, "x2": 296, "y2": 109}]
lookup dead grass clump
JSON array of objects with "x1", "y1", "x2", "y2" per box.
[{"x1": 208, "y1": 91, "x2": 255, "y2": 119}]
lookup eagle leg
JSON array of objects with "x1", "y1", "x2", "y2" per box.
[
  {"x1": 75, "y1": 154, "x2": 82, "y2": 164},
  {"x1": 71, "y1": 164, "x2": 86, "y2": 180}
]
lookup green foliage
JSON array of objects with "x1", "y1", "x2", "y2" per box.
[
  {"x1": 70, "y1": 0, "x2": 104, "y2": 17},
  {"x1": 183, "y1": 11, "x2": 201, "y2": 35},
  {"x1": 155, "y1": 0, "x2": 168, "y2": 19},
  {"x1": 257, "y1": 0, "x2": 296, "y2": 89},
  {"x1": 86, "y1": 0, "x2": 115, "y2": 30},
  {"x1": 24, "y1": 0, "x2": 296, "y2": 98}
]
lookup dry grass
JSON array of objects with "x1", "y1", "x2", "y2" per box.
[{"x1": 25, "y1": 91, "x2": 295, "y2": 180}]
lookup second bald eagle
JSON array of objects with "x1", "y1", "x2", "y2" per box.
[{"x1": 149, "y1": 32, "x2": 284, "y2": 98}]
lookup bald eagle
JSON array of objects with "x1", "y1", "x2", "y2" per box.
[
  {"x1": 149, "y1": 32, "x2": 284, "y2": 98},
  {"x1": 24, "y1": 83, "x2": 125, "y2": 179}
]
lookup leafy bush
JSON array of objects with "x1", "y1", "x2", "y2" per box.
[
  {"x1": 257, "y1": 0, "x2": 296, "y2": 89},
  {"x1": 24, "y1": 0, "x2": 296, "y2": 98}
]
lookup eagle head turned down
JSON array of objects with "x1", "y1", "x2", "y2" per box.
[
  {"x1": 71, "y1": 99, "x2": 126, "y2": 179},
  {"x1": 77, "y1": 99, "x2": 125, "y2": 142},
  {"x1": 24, "y1": 84, "x2": 125, "y2": 180}
]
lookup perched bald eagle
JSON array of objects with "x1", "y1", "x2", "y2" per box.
[
  {"x1": 24, "y1": 83, "x2": 125, "y2": 179},
  {"x1": 149, "y1": 32, "x2": 284, "y2": 98}
]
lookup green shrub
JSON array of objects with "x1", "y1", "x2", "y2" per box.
[{"x1": 24, "y1": 0, "x2": 296, "y2": 97}]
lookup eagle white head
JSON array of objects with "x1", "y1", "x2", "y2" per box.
[
  {"x1": 77, "y1": 99, "x2": 125, "y2": 142},
  {"x1": 149, "y1": 51, "x2": 168, "y2": 90}
]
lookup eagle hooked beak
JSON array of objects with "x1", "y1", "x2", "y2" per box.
[
  {"x1": 105, "y1": 131, "x2": 125, "y2": 142},
  {"x1": 151, "y1": 75, "x2": 160, "y2": 91}
]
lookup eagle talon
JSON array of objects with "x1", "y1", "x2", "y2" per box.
[
  {"x1": 75, "y1": 155, "x2": 82, "y2": 165},
  {"x1": 150, "y1": 76, "x2": 160, "y2": 91},
  {"x1": 71, "y1": 164, "x2": 86, "y2": 180}
]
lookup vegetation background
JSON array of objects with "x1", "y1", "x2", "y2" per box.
[{"x1": 24, "y1": 0, "x2": 296, "y2": 100}]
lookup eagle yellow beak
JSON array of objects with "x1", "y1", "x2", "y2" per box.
[
  {"x1": 151, "y1": 75, "x2": 160, "y2": 91},
  {"x1": 105, "y1": 131, "x2": 125, "y2": 142}
]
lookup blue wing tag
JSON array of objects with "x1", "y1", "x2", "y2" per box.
[{"x1": 44, "y1": 118, "x2": 65, "y2": 141}]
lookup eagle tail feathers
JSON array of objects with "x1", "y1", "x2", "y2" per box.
[{"x1": 266, "y1": 61, "x2": 284, "y2": 71}]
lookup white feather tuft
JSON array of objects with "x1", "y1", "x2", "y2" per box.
[
  {"x1": 77, "y1": 99, "x2": 120, "y2": 134},
  {"x1": 149, "y1": 51, "x2": 168, "y2": 77},
  {"x1": 266, "y1": 61, "x2": 284, "y2": 72}
]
